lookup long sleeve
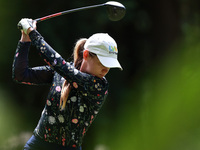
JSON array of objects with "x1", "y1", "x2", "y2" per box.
[
  {"x1": 29, "y1": 30, "x2": 108, "y2": 94},
  {"x1": 12, "y1": 41, "x2": 54, "y2": 85}
]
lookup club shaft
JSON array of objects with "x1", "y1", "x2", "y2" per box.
[{"x1": 35, "y1": 3, "x2": 105, "y2": 23}]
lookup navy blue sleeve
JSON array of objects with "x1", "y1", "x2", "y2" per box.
[
  {"x1": 29, "y1": 30, "x2": 108, "y2": 97},
  {"x1": 12, "y1": 41, "x2": 54, "y2": 85}
]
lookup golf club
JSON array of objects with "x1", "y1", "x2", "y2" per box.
[{"x1": 18, "y1": 1, "x2": 125, "y2": 29}]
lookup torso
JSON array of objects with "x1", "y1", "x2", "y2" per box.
[{"x1": 34, "y1": 72, "x2": 108, "y2": 148}]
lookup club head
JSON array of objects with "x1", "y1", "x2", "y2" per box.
[{"x1": 105, "y1": 1, "x2": 126, "y2": 21}]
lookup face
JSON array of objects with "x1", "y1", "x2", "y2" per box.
[{"x1": 80, "y1": 50, "x2": 110, "y2": 78}]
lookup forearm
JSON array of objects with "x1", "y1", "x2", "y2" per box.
[
  {"x1": 12, "y1": 41, "x2": 31, "y2": 82},
  {"x1": 28, "y1": 30, "x2": 89, "y2": 85},
  {"x1": 29, "y1": 30, "x2": 69, "y2": 78},
  {"x1": 12, "y1": 41, "x2": 54, "y2": 85}
]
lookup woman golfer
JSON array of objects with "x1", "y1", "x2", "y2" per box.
[{"x1": 13, "y1": 19, "x2": 122, "y2": 150}]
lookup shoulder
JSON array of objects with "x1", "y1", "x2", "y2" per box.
[{"x1": 87, "y1": 76, "x2": 109, "y2": 92}]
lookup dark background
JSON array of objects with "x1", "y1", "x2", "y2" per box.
[{"x1": 1, "y1": 0, "x2": 200, "y2": 149}]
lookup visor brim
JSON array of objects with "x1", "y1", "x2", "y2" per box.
[{"x1": 97, "y1": 55, "x2": 123, "y2": 70}]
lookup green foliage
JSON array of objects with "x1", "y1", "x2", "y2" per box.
[{"x1": 106, "y1": 26, "x2": 200, "y2": 150}]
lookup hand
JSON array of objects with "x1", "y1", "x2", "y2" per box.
[
  {"x1": 19, "y1": 19, "x2": 37, "y2": 42},
  {"x1": 18, "y1": 18, "x2": 36, "y2": 34}
]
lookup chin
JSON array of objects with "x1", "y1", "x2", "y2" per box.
[{"x1": 98, "y1": 74, "x2": 104, "y2": 78}]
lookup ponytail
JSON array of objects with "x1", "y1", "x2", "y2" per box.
[
  {"x1": 60, "y1": 38, "x2": 87, "y2": 110},
  {"x1": 73, "y1": 38, "x2": 87, "y2": 69}
]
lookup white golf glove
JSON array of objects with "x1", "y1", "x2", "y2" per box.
[{"x1": 17, "y1": 18, "x2": 33, "y2": 34}]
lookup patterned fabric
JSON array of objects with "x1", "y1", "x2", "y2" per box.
[{"x1": 12, "y1": 30, "x2": 109, "y2": 149}]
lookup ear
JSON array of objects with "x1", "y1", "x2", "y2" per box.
[{"x1": 83, "y1": 50, "x2": 89, "y2": 60}]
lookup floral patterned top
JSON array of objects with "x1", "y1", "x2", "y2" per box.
[{"x1": 12, "y1": 30, "x2": 109, "y2": 149}]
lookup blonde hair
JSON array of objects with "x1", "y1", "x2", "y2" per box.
[{"x1": 60, "y1": 38, "x2": 87, "y2": 110}]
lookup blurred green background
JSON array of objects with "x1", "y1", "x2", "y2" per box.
[{"x1": 1, "y1": 0, "x2": 200, "y2": 149}]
